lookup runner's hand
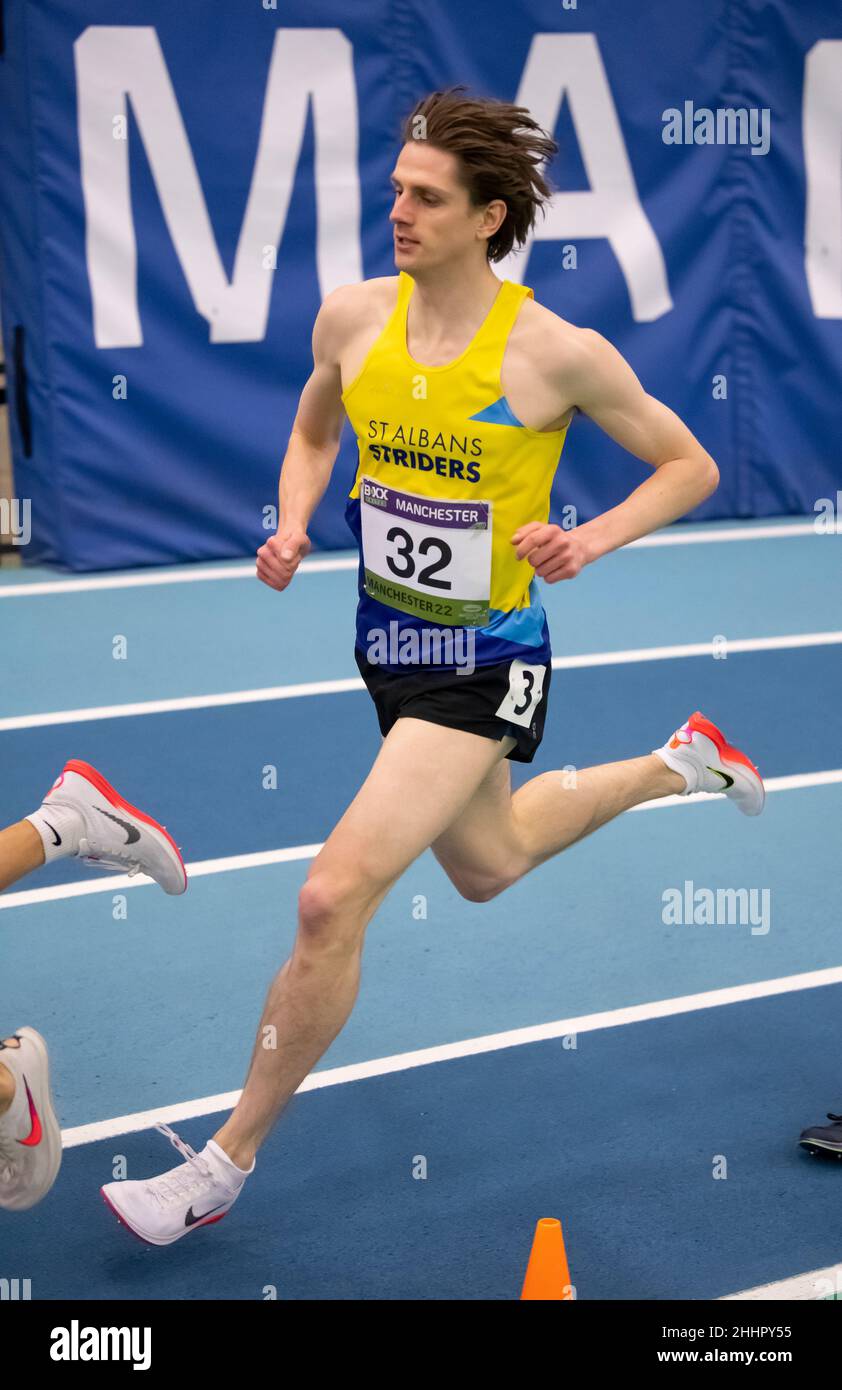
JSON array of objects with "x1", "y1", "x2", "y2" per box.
[
  {"x1": 511, "y1": 522, "x2": 587, "y2": 583},
  {"x1": 256, "y1": 527, "x2": 311, "y2": 591}
]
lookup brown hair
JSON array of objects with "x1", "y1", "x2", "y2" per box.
[{"x1": 400, "y1": 85, "x2": 558, "y2": 262}]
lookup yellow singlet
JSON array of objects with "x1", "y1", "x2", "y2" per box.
[{"x1": 342, "y1": 271, "x2": 569, "y2": 670}]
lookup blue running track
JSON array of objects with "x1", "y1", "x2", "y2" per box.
[{"x1": 1, "y1": 520, "x2": 840, "y2": 1299}]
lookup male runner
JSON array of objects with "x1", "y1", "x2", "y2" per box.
[
  {"x1": 0, "y1": 761, "x2": 186, "y2": 1210},
  {"x1": 101, "y1": 87, "x2": 765, "y2": 1244}
]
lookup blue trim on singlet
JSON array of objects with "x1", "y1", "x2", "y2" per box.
[
  {"x1": 468, "y1": 395, "x2": 525, "y2": 427},
  {"x1": 345, "y1": 496, "x2": 551, "y2": 672}
]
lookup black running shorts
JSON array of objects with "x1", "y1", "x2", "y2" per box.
[{"x1": 354, "y1": 648, "x2": 552, "y2": 764}]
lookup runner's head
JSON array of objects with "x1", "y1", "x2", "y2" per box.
[{"x1": 391, "y1": 86, "x2": 558, "y2": 273}]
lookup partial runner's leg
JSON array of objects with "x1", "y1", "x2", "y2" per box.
[
  {"x1": 0, "y1": 821, "x2": 46, "y2": 893},
  {"x1": 432, "y1": 710, "x2": 765, "y2": 900},
  {"x1": 0, "y1": 1030, "x2": 63, "y2": 1212},
  {"x1": 432, "y1": 749, "x2": 682, "y2": 901},
  {"x1": 0, "y1": 1034, "x2": 20, "y2": 1116},
  {"x1": 0, "y1": 762, "x2": 186, "y2": 896},
  {"x1": 212, "y1": 716, "x2": 512, "y2": 1169},
  {"x1": 0, "y1": 829, "x2": 49, "y2": 1167},
  {"x1": 512, "y1": 753, "x2": 684, "y2": 865}
]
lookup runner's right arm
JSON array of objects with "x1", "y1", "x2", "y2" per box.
[{"x1": 257, "y1": 286, "x2": 355, "y2": 592}]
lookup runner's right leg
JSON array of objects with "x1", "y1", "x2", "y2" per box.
[
  {"x1": 213, "y1": 716, "x2": 512, "y2": 1167},
  {"x1": 101, "y1": 716, "x2": 515, "y2": 1243}
]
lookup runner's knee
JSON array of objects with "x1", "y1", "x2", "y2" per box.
[
  {"x1": 297, "y1": 869, "x2": 380, "y2": 947},
  {"x1": 449, "y1": 865, "x2": 518, "y2": 903}
]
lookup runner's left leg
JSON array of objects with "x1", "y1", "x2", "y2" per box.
[
  {"x1": 432, "y1": 752, "x2": 684, "y2": 902},
  {"x1": 434, "y1": 708, "x2": 767, "y2": 900}
]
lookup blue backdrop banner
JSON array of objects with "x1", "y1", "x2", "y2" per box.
[{"x1": 1, "y1": 0, "x2": 841, "y2": 570}]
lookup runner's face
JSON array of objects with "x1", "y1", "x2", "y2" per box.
[{"x1": 389, "y1": 143, "x2": 495, "y2": 269}]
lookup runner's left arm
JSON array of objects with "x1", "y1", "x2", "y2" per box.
[
  {"x1": 569, "y1": 328, "x2": 719, "y2": 560},
  {"x1": 513, "y1": 328, "x2": 719, "y2": 582}
]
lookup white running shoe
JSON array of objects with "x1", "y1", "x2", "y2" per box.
[
  {"x1": 654, "y1": 710, "x2": 765, "y2": 816},
  {"x1": 0, "y1": 1028, "x2": 62, "y2": 1212},
  {"x1": 40, "y1": 759, "x2": 187, "y2": 894},
  {"x1": 101, "y1": 1124, "x2": 251, "y2": 1246}
]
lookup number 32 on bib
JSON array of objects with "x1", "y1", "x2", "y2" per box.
[{"x1": 495, "y1": 660, "x2": 547, "y2": 729}]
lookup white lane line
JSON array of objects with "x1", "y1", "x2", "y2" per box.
[
  {"x1": 2, "y1": 768, "x2": 840, "y2": 912},
  {"x1": 0, "y1": 844, "x2": 324, "y2": 908},
  {"x1": 2, "y1": 630, "x2": 840, "y2": 731},
  {"x1": 0, "y1": 677, "x2": 367, "y2": 730},
  {"x1": 0, "y1": 523, "x2": 828, "y2": 598},
  {"x1": 721, "y1": 1263, "x2": 842, "y2": 1301},
  {"x1": 0, "y1": 556, "x2": 355, "y2": 597},
  {"x1": 554, "y1": 631, "x2": 842, "y2": 670},
  {"x1": 61, "y1": 964, "x2": 842, "y2": 1147},
  {"x1": 631, "y1": 522, "x2": 825, "y2": 547}
]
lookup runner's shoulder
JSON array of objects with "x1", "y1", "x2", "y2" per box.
[
  {"x1": 315, "y1": 278, "x2": 399, "y2": 361},
  {"x1": 515, "y1": 294, "x2": 609, "y2": 378},
  {"x1": 517, "y1": 294, "x2": 603, "y2": 356}
]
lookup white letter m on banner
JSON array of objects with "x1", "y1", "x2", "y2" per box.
[{"x1": 75, "y1": 26, "x2": 362, "y2": 346}]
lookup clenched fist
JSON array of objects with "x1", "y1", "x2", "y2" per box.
[
  {"x1": 256, "y1": 527, "x2": 311, "y2": 591},
  {"x1": 511, "y1": 522, "x2": 589, "y2": 583}
]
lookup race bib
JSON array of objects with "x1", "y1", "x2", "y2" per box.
[
  {"x1": 495, "y1": 660, "x2": 547, "y2": 728},
  {"x1": 360, "y1": 476, "x2": 492, "y2": 626}
]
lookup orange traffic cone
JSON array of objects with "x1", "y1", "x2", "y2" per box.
[{"x1": 520, "y1": 1217, "x2": 575, "y2": 1300}]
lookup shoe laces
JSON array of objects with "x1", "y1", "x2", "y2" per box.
[
  {"x1": 827, "y1": 1113, "x2": 842, "y2": 1124},
  {"x1": 78, "y1": 836, "x2": 142, "y2": 877},
  {"x1": 144, "y1": 1123, "x2": 231, "y2": 1210}
]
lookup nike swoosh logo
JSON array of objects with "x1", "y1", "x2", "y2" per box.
[
  {"x1": 94, "y1": 807, "x2": 141, "y2": 844},
  {"x1": 184, "y1": 1202, "x2": 227, "y2": 1227},
  {"x1": 707, "y1": 767, "x2": 735, "y2": 790},
  {"x1": 16, "y1": 1077, "x2": 43, "y2": 1148},
  {"x1": 43, "y1": 819, "x2": 62, "y2": 847}
]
